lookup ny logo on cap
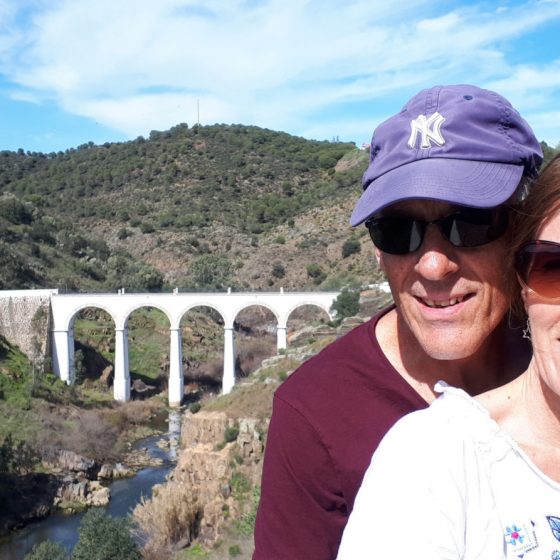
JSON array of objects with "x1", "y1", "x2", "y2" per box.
[{"x1": 408, "y1": 112, "x2": 446, "y2": 149}]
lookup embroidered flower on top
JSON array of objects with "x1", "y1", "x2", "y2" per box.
[
  {"x1": 504, "y1": 521, "x2": 538, "y2": 556},
  {"x1": 505, "y1": 525, "x2": 525, "y2": 546}
]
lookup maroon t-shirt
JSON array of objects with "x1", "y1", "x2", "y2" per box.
[{"x1": 253, "y1": 307, "x2": 428, "y2": 559}]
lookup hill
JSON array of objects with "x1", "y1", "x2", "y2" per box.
[{"x1": 0, "y1": 124, "x2": 383, "y2": 292}]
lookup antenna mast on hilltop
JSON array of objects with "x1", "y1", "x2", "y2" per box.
[{"x1": 197, "y1": 98, "x2": 200, "y2": 126}]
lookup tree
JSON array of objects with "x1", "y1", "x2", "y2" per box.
[
  {"x1": 72, "y1": 508, "x2": 141, "y2": 560},
  {"x1": 189, "y1": 255, "x2": 233, "y2": 290},
  {"x1": 0, "y1": 433, "x2": 38, "y2": 475},
  {"x1": 331, "y1": 288, "x2": 360, "y2": 323},
  {"x1": 73, "y1": 349, "x2": 87, "y2": 384},
  {"x1": 24, "y1": 541, "x2": 70, "y2": 560},
  {"x1": 541, "y1": 140, "x2": 560, "y2": 168}
]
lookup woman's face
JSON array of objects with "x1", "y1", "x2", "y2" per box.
[{"x1": 524, "y1": 207, "x2": 560, "y2": 396}]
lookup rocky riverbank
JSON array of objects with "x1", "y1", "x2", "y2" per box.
[{"x1": 0, "y1": 437, "x2": 166, "y2": 535}]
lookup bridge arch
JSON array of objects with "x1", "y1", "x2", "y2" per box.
[
  {"x1": 70, "y1": 307, "x2": 116, "y2": 391},
  {"x1": 233, "y1": 304, "x2": 278, "y2": 382},
  {"x1": 284, "y1": 301, "x2": 334, "y2": 325},
  {"x1": 66, "y1": 303, "x2": 118, "y2": 331},
  {"x1": 178, "y1": 302, "x2": 226, "y2": 327},
  {"x1": 232, "y1": 302, "x2": 279, "y2": 325},
  {"x1": 180, "y1": 305, "x2": 226, "y2": 396},
  {"x1": 120, "y1": 303, "x2": 173, "y2": 330}
]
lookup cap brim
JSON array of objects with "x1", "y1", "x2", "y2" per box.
[{"x1": 350, "y1": 158, "x2": 524, "y2": 226}]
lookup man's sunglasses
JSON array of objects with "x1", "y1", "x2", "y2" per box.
[
  {"x1": 365, "y1": 207, "x2": 509, "y2": 255},
  {"x1": 515, "y1": 240, "x2": 560, "y2": 301}
]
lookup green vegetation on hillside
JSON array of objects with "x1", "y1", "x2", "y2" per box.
[
  {"x1": 0, "y1": 124, "x2": 368, "y2": 291},
  {"x1": 0, "y1": 194, "x2": 163, "y2": 291},
  {"x1": 0, "y1": 124, "x2": 357, "y2": 234}
]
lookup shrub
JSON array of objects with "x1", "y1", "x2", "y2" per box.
[
  {"x1": 342, "y1": 238, "x2": 361, "y2": 258},
  {"x1": 229, "y1": 544, "x2": 242, "y2": 557},
  {"x1": 271, "y1": 262, "x2": 285, "y2": 279},
  {"x1": 133, "y1": 481, "x2": 201, "y2": 554},
  {"x1": 236, "y1": 486, "x2": 260, "y2": 536},
  {"x1": 224, "y1": 424, "x2": 239, "y2": 443},
  {"x1": 185, "y1": 544, "x2": 209, "y2": 558},
  {"x1": 60, "y1": 410, "x2": 120, "y2": 463},
  {"x1": 24, "y1": 541, "x2": 70, "y2": 560},
  {"x1": 306, "y1": 263, "x2": 326, "y2": 284},
  {"x1": 230, "y1": 472, "x2": 250, "y2": 496},
  {"x1": 117, "y1": 228, "x2": 130, "y2": 240},
  {"x1": 140, "y1": 222, "x2": 155, "y2": 234},
  {"x1": 190, "y1": 402, "x2": 202, "y2": 414},
  {"x1": 0, "y1": 196, "x2": 33, "y2": 225},
  {"x1": 72, "y1": 508, "x2": 141, "y2": 560}
]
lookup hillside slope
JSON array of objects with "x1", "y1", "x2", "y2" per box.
[{"x1": 0, "y1": 124, "x2": 383, "y2": 291}]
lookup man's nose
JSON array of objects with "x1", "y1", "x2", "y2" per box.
[{"x1": 413, "y1": 225, "x2": 460, "y2": 281}]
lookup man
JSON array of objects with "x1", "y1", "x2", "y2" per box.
[{"x1": 253, "y1": 85, "x2": 543, "y2": 559}]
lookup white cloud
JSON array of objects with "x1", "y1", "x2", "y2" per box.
[{"x1": 0, "y1": 0, "x2": 559, "y2": 144}]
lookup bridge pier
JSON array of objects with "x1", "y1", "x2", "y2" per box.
[
  {"x1": 52, "y1": 329, "x2": 75, "y2": 384},
  {"x1": 168, "y1": 328, "x2": 184, "y2": 406},
  {"x1": 114, "y1": 327, "x2": 130, "y2": 402},
  {"x1": 223, "y1": 326, "x2": 235, "y2": 395},
  {"x1": 276, "y1": 325, "x2": 287, "y2": 351}
]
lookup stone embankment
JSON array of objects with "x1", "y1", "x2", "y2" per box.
[{"x1": 0, "y1": 291, "x2": 54, "y2": 365}]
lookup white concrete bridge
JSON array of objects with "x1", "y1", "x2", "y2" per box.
[{"x1": 49, "y1": 289, "x2": 339, "y2": 405}]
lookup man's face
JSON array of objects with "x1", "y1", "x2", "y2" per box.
[{"x1": 376, "y1": 200, "x2": 512, "y2": 360}]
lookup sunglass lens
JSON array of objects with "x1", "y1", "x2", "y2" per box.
[
  {"x1": 368, "y1": 218, "x2": 423, "y2": 255},
  {"x1": 446, "y1": 209, "x2": 507, "y2": 248},
  {"x1": 521, "y1": 245, "x2": 560, "y2": 299}
]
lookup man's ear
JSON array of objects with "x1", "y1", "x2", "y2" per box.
[{"x1": 374, "y1": 246, "x2": 383, "y2": 269}]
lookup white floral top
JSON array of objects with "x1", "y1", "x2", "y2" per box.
[{"x1": 337, "y1": 382, "x2": 560, "y2": 559}]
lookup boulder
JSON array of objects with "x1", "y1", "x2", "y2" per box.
[{"x1": 99, "y1": 365, "x2": 114, "y2": 388}]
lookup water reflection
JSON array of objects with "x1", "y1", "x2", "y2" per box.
[{"x1": 168, "y1": 409, "x2": 181, "y2": 461}]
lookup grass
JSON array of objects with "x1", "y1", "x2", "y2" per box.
[{"x1": 183, "y1": 544, "x2": 210, "y2": 558}]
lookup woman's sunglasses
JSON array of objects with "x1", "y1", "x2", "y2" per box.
[
  {"x1": 515, "y1": 240, "x2": 560, "y2": 301},
  {"x1": 365, "y1": 207, "x2": 509, "y2": 255}
]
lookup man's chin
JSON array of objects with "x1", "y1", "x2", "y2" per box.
[{"x1": 416, "y1": 334, "x2": 480, "y2": 361}]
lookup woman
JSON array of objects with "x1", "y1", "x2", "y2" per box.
[{"x1": 337, "y1": 154, "x2": 560, "y2": 560}]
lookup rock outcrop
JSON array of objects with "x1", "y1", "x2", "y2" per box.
[
  {"x1": 136, "y1": 410, "x2": 267, "y2": 551},
  {"x1": 54, "y1": 476, "x2": 111, "y2": 510}
]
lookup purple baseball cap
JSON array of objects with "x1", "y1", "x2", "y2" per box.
[{"x1": 351, "y1": 84, "x2": 543, "y2": 226}]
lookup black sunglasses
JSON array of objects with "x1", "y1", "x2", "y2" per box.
[
  {"x1": 515, "y1": 240, "x2": 560, "y2": 301},
  {"x1": 365, "y1": 207, "x2": 509, "y2": 255}
]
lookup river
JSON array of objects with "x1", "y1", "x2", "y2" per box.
[{"x1": 0, "y1": 410, "x2": 182, "y2": 560}]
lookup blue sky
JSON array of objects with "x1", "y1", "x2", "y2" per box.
[{"x1": 1, "y1": 0, "x2": 559, "y2": 153}]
